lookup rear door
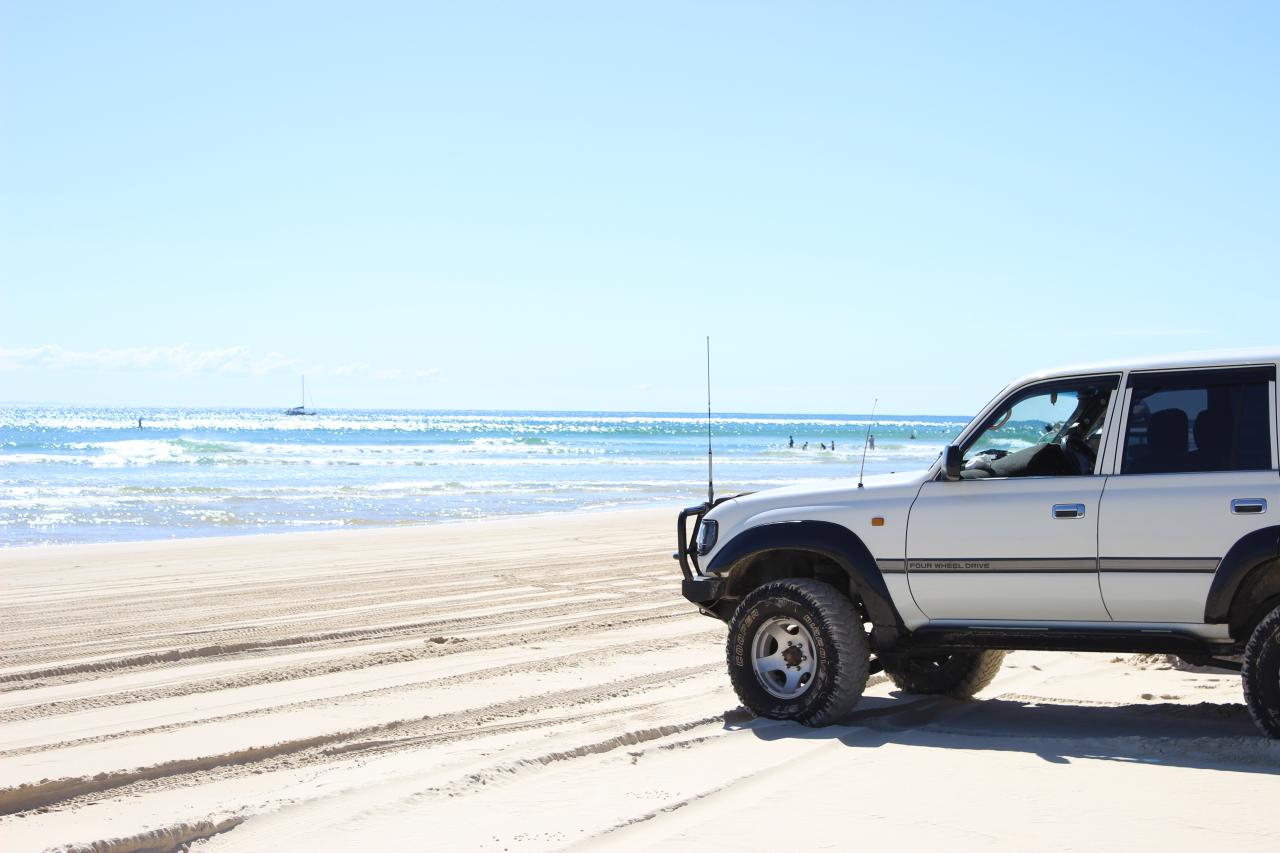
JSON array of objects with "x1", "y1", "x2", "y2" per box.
[{"x1": 1098, "y1": 365, "x2": 1280, "y2": 623}]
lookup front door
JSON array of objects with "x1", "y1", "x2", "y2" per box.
[{"x1": 906, "y1": 375, "x2": 1119, "y2": 622}]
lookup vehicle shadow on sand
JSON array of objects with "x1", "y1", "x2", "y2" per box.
[{"x1": 730, "y1": 693, "x2": 1280, "y2": 775}]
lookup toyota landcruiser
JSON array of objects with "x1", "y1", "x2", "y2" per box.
[{"x1": 674, "y1": 349, "x2": 1280, "y2": 737}]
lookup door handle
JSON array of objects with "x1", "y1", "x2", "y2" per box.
[
  {"x1": 1231, "y1": 499, "x2": 1267, "y2": 515},
  {"x1": 1052, "y1": 503, "x2": 1086, "y2": 519}
]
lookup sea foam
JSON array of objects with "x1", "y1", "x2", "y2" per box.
[{"x1": 1, "y1": 406, "x2": 962, "y2": 546}]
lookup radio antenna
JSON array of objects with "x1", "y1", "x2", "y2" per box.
[
  {"x1": 857, "y1": 398, "x2": 878, "y2": 489},
  {"x1": 705, "y1": 336, "x2": 714, "y2": 505}
]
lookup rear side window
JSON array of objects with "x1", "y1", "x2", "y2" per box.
[{"x1": 1121, "y1": 367, "x2": 1275, "y2": 475}]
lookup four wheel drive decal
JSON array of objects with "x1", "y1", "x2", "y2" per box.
[
  {"x1": 892, "y1": 557, "x2": 1221, "y2": 573},
  {"x1": 907, "y1": 558, "x2": 1096, "y2": 573}
]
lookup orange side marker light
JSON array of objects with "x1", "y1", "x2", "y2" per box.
[{"x1": 871, "y1": 517, "x2": 885, "y2": 527}]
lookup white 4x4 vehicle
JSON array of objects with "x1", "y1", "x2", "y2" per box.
[{"x1": 675, "y1": 349, "x2": 1280, "y2": 737}]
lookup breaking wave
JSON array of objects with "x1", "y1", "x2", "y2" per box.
[{"x1": 1, "y1": 406, "x2": 962, "y2": 545}]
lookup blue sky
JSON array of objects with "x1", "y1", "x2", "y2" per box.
[{"x1": 2, "y1": 3, "x2": 1277, "y2": 414}]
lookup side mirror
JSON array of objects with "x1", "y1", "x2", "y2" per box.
[{"x1": 943, "y1": 444, "x2": 964, "y2": 481}]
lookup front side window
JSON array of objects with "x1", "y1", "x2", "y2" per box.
[
  {"x1": 1121, "y1": 368, "x2": 1274, "y2": 475},
  {"x1": 960, "y1": 376, "x2": 1119, "y2": 479}
]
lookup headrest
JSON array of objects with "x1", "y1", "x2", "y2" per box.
[
  {"x1": 1194, "y1": 409, "x2": 1233, "y2": 452},
  {"x1": 1147, "y1": 408, "x2": 1188, "y2": 454}
]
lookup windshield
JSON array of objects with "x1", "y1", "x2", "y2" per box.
[
  {"x1": 957, "y1": 377, "x2": 1118, "y2": 479},
  {"x1": 966, "y1": 390, "x2": 1083, "y2": 459}
]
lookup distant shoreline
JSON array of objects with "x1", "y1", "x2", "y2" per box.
[{"x1": 0, "y1": 501, "x2": 688, "y2": 553}]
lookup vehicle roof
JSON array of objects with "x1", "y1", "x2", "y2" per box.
[{"x1": 1011, "y1": 346, "x2": 1280, "y2": 387}]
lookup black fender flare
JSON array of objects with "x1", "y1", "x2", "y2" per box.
[
  {"x1": 1203, "y1": 526, "x2": 1280, "y2": 624},
  {"x1": 705, "y1": 520, "x2": 901, "y2": 632}
]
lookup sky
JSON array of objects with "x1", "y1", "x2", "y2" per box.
[{"x1": 2, "y1": 2, "x2": 1278, "y2": 415}]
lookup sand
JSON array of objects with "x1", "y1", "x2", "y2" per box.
[{"x1": 1, "y1": 506, "x2": 1277, "y2": 852}]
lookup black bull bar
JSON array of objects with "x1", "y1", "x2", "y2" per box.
[{"x1": 674, "y1": 502, "x2": 727, "y2": 610}]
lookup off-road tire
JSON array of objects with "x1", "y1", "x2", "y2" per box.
[
  {"x1": 1242, "y1": 603, "x2": 1280, "y2": 739},
  {"x1": 883, "y1": 649, "x2": 1006, "y2": 698},
  {"x1": 726, "y1": 579, "x2": 869, "y2": 726}
]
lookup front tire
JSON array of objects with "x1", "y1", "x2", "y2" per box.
[
  {"x1": 1243, "y1": 603, "x2": 1280, "y2": 739},
  {"x1": 883, "y1": 650, "x2": 1006, "y2": 698},
  {"x1": 727, "y1": 579, "x2": 869, "y2": 726}
]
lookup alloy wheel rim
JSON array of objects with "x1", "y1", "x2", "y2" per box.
[{"x1": 752, "y1": 616, "x2": 817, "y2": 699}]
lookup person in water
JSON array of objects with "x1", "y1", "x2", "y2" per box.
[
  {"x1": 788, "y1": 435, "x2": 794, "y2": 448},
  {"x1": 820, "y1": 442, "x2": 827, "y2": 451},
  {"x1": 802, "y1": 442, "x2": 808, "y2": 450},
  {"x1": 831, "y1": 440, "x2": 836, "y2": 451},
  {"x1": 868, "y1": 434, "x2": 875, "y2": 450}
]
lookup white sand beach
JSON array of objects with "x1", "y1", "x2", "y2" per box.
[{"x1": 1, "y1": 507, "x2": 1278, "y2": 852}]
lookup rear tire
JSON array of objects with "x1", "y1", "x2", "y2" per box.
[
  {"x1": 883, "y1": 649, "x2": 1006, "y2": 698},
  {"x1": 726, "y1": 579, "x2": 869, "y2": 726},
  {"x1": 1242, "y1": 603, "x2": 1280, "y2": 739}
]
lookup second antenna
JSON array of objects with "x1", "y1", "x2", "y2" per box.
[{"x1": 706, "y1": 336, "x2": 714, "y2": 505}]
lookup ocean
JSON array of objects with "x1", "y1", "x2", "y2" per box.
[{"x1": 0, "y1": 407, "x2": 971, "y2": 546}]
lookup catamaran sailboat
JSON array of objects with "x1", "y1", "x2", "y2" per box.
[{"x1": 285, "y1": 376, "x2": 315, "y2": 416}]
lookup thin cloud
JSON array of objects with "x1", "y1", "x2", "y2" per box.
[
  {"x1": 0, "y1": 345, "x2": 442, "y2": 383},
  {"x1": 0, "y1": 345, "x2": 298, "y2": 375},
  {"x1": 311, "y1": 364, "x2": 444, "y2": 382},
  {"x1": 325, "y1": 363, "x2": 370, "y2": 378},
  {"x1": 1095, "y1": 329, "x2": 1215, "y2": 337}
]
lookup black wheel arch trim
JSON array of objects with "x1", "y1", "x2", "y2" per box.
[
  {"x1": 704, "y1": 520, "x2": 901, "y2": 632},
  {"x1": 1204, "y1": 525, "x2": 1280, "y2": 624}
]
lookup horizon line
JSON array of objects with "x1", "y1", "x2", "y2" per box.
[{"x1": 0, "y1": 401, "x2": 975, "y2": 420}]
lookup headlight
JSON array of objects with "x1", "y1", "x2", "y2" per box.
[{"x1": 696, "y1": 519, "x2": 718, "y2": 556}]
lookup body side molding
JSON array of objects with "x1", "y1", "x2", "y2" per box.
[
  {"x1": 705, "y1": 520, "x2": 900, "y2": 632},
  {"x1": 1203, "y1": 525, "x2": 1280, "y2": 624},
  {"x1": 906, "y1": 624, "x2": 1233, "y2": 656}
]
